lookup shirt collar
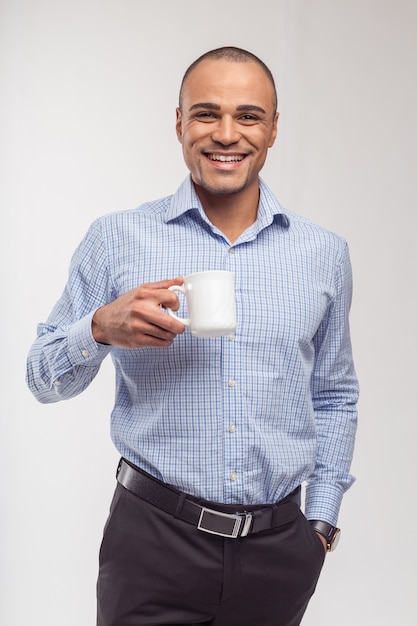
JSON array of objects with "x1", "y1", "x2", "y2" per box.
[
  {"x1": 164, "y1": 175, "x2": 290, "y2": 231},
  {"x1": 164, "y1": 176, "x2": 203, "y2": 223},
  {"x1": 257, "y1": 178, "x2": 290, "y2": 230}
]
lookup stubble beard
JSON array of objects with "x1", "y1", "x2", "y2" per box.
[{"x1": 195, "y1": 166, "x2": 252, "y2": 198}]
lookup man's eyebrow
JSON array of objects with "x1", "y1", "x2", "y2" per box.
[
  {"x1": 189, "y1": 102, "x2": 221, "y2": 112},
  {"x1": 188, "y1": 103, "x2": 267, "y2": 114},
  {"x1": 236, "y1": 104, "x2": 267, "y2": 114}
]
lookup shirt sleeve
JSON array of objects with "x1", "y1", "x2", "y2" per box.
[
  {"x1": 305, "y1": 241, "x2": 359, "y2": 525},
  {"x1": 26, "y1": 220, "x2": 114, "y2": 403}
]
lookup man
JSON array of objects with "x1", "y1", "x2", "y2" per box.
[{"x1": 26, "y1": 47, "x2": 359, "y2": 625}]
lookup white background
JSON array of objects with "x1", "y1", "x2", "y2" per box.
[{"x1": 1, "y1": 1, "x2": 416, "y2": 624}]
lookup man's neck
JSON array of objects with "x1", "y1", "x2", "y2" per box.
[{"x1": 193, "y1": 182, "x2": 260, "y2": 244}]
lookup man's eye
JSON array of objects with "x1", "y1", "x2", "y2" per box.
[
  {"x1": 240, "y1": 114, "x2": 258, "y2": 122},
  {"x1": 196, "y1": 112, "x2": 216, "y2": 119}
]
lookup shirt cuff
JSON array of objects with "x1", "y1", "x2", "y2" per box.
[
  {"x1": 67, "y1": 310, "x2": 112, "y2": 366},
  {"x1": 304, "y1": 482, "x2": 344, "y2": 526}
]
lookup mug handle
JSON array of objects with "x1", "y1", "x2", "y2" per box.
[{"x1": 165, "y1": 285, "x2": 190, "y2": 326}]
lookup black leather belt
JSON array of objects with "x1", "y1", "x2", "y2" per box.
[{"x1": 116, "y1": 458, "x2": 301, "y2": 539}]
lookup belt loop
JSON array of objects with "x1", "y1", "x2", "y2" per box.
[
  {"x1": 174, "y1": 492, "x2": 187, "y2": 519},
  {"x1": 272, "y1": 504, "x2": 280, "y2": 527},
  {"x1": 116, "y1": 458, "x2": 123, "y2": 479}
]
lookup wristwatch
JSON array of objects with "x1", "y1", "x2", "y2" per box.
[{"x1": 309, "y1": 520, "x2": 341, "y2": 552}]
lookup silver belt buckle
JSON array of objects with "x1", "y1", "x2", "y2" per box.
[{"x1": 197, "y1": 507, "x2": 253, "y2": 538}]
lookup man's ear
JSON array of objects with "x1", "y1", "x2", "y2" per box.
[
  {"x1": 269, "y1": 111, "x2": 279, "y2": 148},
  {"x1": 175, "y1": 108, "x2": 183, "y2": 143}
]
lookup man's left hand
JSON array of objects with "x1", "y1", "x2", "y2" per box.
[{"x1": 315, "y1": 532, "x2": 327, "y2": 552}]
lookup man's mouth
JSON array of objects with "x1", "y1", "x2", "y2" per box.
[{"x1": 206, "y1": 153, "x2": 246, "y2": 162}]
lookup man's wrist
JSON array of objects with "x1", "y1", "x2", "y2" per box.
[
  {"x1": 91, "y1": 307, "x2": 110, "y2": 345},
  {"x1": 309, "y1": 520, "x2": 341, "y2": 552}
]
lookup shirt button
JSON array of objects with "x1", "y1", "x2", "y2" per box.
[
  {"x1": 230, "y1": 472, "x2": 238, "y2": 481},
  {"x1": 228, "y1": 334, "x2": 235, "y2": 341},
  {"x1": 81, "y1": 349, "x2": 89, "y2": 358},
  {"x1": 228, "y1": 247, "x2": 235, "y2": 254},
  {"x1": 228, "y1": 379, "x2": 236, "y2": 388},
  {"x1": 54, "y1": 380, "x2": 61, "y2": 387},
  {"x1": 229, "y1": 424, "x2": 236, "y2": 433}
]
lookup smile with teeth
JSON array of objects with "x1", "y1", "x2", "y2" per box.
[{"x1": 207, "y1": 153, "x2": 245, "y2": 162}]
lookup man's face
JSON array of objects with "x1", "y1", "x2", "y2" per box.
[{"x1": 176, "y1": 59, "x2": 278, "y2": 198}]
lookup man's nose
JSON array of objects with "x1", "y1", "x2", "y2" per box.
[{"x1": 211, "y1": 116, "x2": 241, "y2": 145}]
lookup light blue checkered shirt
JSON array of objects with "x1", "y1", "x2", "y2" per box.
[{"x1": 27, "y1": 176, "x2": 358, "y2": 524}]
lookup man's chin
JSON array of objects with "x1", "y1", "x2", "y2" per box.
[{"x1": 194, "y1": 176, "x2": 250, "y2": 197}]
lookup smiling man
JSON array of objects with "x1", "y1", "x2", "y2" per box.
[{"x1": 27, "y1": 47, "x2": 358, "y2": 626}]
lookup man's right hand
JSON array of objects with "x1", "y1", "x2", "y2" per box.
[{"x1": 91, "y1": 278, "x2": 186, "y2": 348}]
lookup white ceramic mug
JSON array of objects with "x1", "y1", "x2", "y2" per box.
[{"x1": 166, "y1": 270, "x2": 236, "y2": 338}]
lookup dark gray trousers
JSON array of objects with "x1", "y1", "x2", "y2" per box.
[{"x1": 97, "y1": 482, "x2": 325, "y2": 626}]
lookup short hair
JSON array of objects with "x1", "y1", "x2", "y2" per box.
[{"x1": 179, "y1": 46, "x2": 278, "y2": 113}]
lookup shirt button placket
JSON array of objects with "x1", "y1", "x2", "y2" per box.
[
  {"x1": 226, "y1": 377, "x2": 238, "y2": 491},
  {"x1": 224, "y1": 243, "x2": 240, "y2": 496}
]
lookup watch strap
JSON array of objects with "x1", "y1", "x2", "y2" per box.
[{"x1": 309, "y1": 519, "x2": 341, "y2": 551}]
